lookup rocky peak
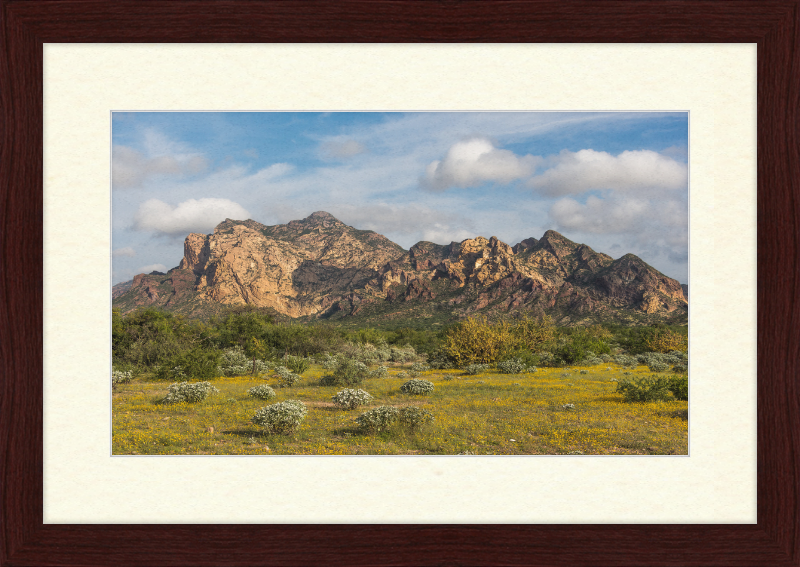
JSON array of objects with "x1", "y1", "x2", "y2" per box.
[
  {"x1": 306, "y1": 211, "x2": 338, "y2": 223},
  {"x1": 512, "y1": 237, "x2": 539, "y2": 254}
]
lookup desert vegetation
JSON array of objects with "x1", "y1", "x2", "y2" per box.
[{"x1": 112, "y1": 307, "x2": 688, "y2": 455}]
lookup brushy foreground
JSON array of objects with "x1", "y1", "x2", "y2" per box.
[{"x1": 113, "y1": 364, "x2": 688, "y2": 456}]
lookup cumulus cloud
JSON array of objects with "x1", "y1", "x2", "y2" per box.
[
  {"x1": 529, "y1": 149, "x2": 687, "y2": 197},
  {"x1": 112, "y1": 247, "x2": 136, "y2": 257},
  {"x1": 133, "y1": 198, "x2": 251, "y2": 236},
  {"x1": 421, "y1": 137, "x2": 540, "y2": 191},
  {"x1": 137, "y1": 263, "x2": 168, "y2": 274},
  {"x1": 320, "y1": 139, "x2": 367, "y2": 159},
  {"x1": 113, "y1": 145, "x2": 208, "y2": 189}
]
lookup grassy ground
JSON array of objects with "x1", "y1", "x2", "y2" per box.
[{"x1": 112, "y1": 363, "x2": 688, "y2": 456}]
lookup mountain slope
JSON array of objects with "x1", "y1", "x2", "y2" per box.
[{"x1": 113, "y1": 212, "x2": 687, "y2": 326}]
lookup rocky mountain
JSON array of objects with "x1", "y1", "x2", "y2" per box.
[{"x1": 113, "y1": 212, "x2": 688, "y2": 326}]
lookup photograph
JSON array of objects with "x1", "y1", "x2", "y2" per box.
[{"x1": 111, "y1": 110, "x2": 689, "y2": 456}]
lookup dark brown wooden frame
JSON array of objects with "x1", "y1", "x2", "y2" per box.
[{"x1": 1, "y1": 1, "x2": 797, "y2": 565}]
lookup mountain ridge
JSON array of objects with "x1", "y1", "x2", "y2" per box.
[{"x1": 113, "y1": 212, "x2": 688, "y2": 326}]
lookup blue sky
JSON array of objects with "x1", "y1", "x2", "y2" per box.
[{"x1": 112, "y1": 112, "x2": 689, "y2": 285}]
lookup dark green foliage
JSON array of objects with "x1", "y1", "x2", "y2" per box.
[
  {"x1": 666, "y1": 375, "x2": 689, "y2": 401},
  {"x1": 112, "y1": 308, "x2": 206, "y2": 368},
  {"x1": 319, "y1": 358, "x2": 370, "y2": 386},
  {"x1": 606, "y1": 323, "x2": 688, "y2": 355},
  {"x1": 427, "y1": 348, "x2": 455, "y2": 369},
  {"x1": 615, "y1": 376, "x2": 671, "y2": 402},
  {"x1": 155, "y1": 348, "x2": 221, "y2": 381},
  {"x1": 283, "y1": 355, "x2": 310, "y2": 375},
  {"x1": 552, "y1": 328, "x2": 610, "y2": 365}
]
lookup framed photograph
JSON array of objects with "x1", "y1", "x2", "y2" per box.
[
  {"x1": 2, "y1": 1, "x2": 796, "y2": 565},
  {"x1": 110, "y1": 109, "x2": 690, "y2": 457}
]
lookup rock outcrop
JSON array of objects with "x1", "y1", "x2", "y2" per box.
[{"x1": 113, "y1": 212, "x2": 688, "y2": 325}]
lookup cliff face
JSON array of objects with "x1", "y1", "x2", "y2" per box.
[{"x1": 113, "y1": 212, "x2": 688, "y2": 325}]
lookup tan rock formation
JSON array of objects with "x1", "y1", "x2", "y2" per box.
[{"x1": 113, "y1": 212, "x2": 687, "y2": 325}]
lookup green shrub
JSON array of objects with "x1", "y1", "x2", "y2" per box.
[
  {"x1": 389, "y1": 346, "x2": 418, "y2": 363},
  {"x1": 218, "y1": 346, "x2": 270, "y2": 376},
  {"x1": 252, "y1": 400, "x2": 308, "y2": 434},
  {"x1": 666, "y1": 376, "x2": 689, "y2": 401},
  {"x1": 410, "y1": 362, "x2": 430, "y2": 372},
  {"x1": 399, "y1": 407, "x2": 434, "y2": 430},
  {"x1": 462, "y1": 363, "x2": 489, "y2": 376},
  {"x1": 497, "y1": 358, "x2": 526, "y2": 374},
  {"x1": 155, "y1": 348, "x2": 221, "y2": 381},
  {"x1": 400, "y1": 379, "x2": 434, "y2": 395},
  {"x1": 274, "y1": 365, "x2": 301, "y2": 387},
  {"x1": 162, "y1": 381, "x2": 219, "y2": 404},
  {"x1": 248, "y1": 384, "x2": 276, "y2": 400},
  {"x1": 647, "y1": 361, "x2": 669, "y2": 372},
  {"x1": 319, "y1": 353, "x2": 343, "y2": 370},
  {"x1": 615, "y1": 376, "x2": 671, "y2": 402},
  {"x1": 536, "y1": 352, "x2": 557, "y2": 367},
  {"x1": 319, "y1": 358, "x2": 370, "y2": 386},
  {"x1": 112, "y1": 368, "x2": 133, "y2": 389},
  {"x1": 355, "y1": 405, "x2": 399, "y2": 432},
  {"x1": 427, "y1": 348, "x2": 455, "y2": 369},
  {"x1": 332, "y1": 388, "x2": 373, "y2": 410},
  {"x1": 613, "y1": 354, "x2": 637, "y2": 367},
  {"x1": 579, "y1": 369, "x2": 589, "y2": 375},
  {"x1": 672, "y1": 363, "x2": 688, "y2": 373},
  {"x1": 369, "y1": 365, "x2": 388, "y2": 379},
  {"x1": 283, "y1": 355, "x2": 310, "y2": 375}
]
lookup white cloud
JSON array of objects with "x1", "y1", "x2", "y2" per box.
[
  {"x1": 529, "y1": 149, "x2": 687, "y2": 197},
  {"x1": 550, "y1": 196, "x2": 652, "y2": 234},
  {"x1": 113, "y1": 145, "x2": 208, "y2": 189},
  {"x1": 112, "y1": 247, "x2": 136, "y2": 257},
  {"x1": 133, "y1": 198, "x2": 251, "y2": 236},
  {"x1": 421, "y1": 137, "x2": 540, "y2": 191},
  {"x1": 137, "y1": 263, "x2": 168, "y2": 274},
  {"x1": 320, "y1": 139, "x2": 367, "y2": 159},
  {"x1": 549, "y1": 193, "x2": 688, "y2": 272},
  {"x1": 325, "y1": 203, "x2": 478, "y2": 246}
]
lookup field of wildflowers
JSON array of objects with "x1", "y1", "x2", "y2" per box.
[{"x1": 112, "y1": 362, "x2": 688, "y2": 455}]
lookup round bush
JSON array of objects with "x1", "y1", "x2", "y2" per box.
[
  {"x1": 248, "y1": 384, "x2": 276, "y2": 400},
  {"x1": 332, "y1": 388, "x2": 373, "y2": 410},
  {"x1": 319, "y1": 358, "x2": 370, "y2": 386},
  {"x1": 162, "y1": 381, "x2": 219, "y2": 404},
  {"x1": 218, "y1": 346, "x2": 270, "y2": 377},
  {"x1": 399, "y1": 407, "x2": 434, "y2": 430},
  {"x1": 369, "y1": 365, "x2": 388, "y2": 379},
  {"x1": 647, "y1": 360, "x2": 669, "y2": 372},
  {"x1": 497, "y1": 358, "x2": 526, "y2": 374},
  {"x1": 410, "y1": 362, "x2": 430, "y2": 372},
  {"x1": 462, "y1": 363, "x2": 488, "y2": 376},
  {"x1": 252, "y1": 400, "x2": 308, "y2": 434},
  {"x1": 400, "y1": 379, "x2": 434, "y2": 395},
  {"x1": 112, "y1": 369, "x2": 133, "y2": 389},
  {"x1": 275, "y1": 365, "x2": 301, "y2": 387},
  {"x1": 355, "y1": 405, "x2": 399, "y2": 432}
]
